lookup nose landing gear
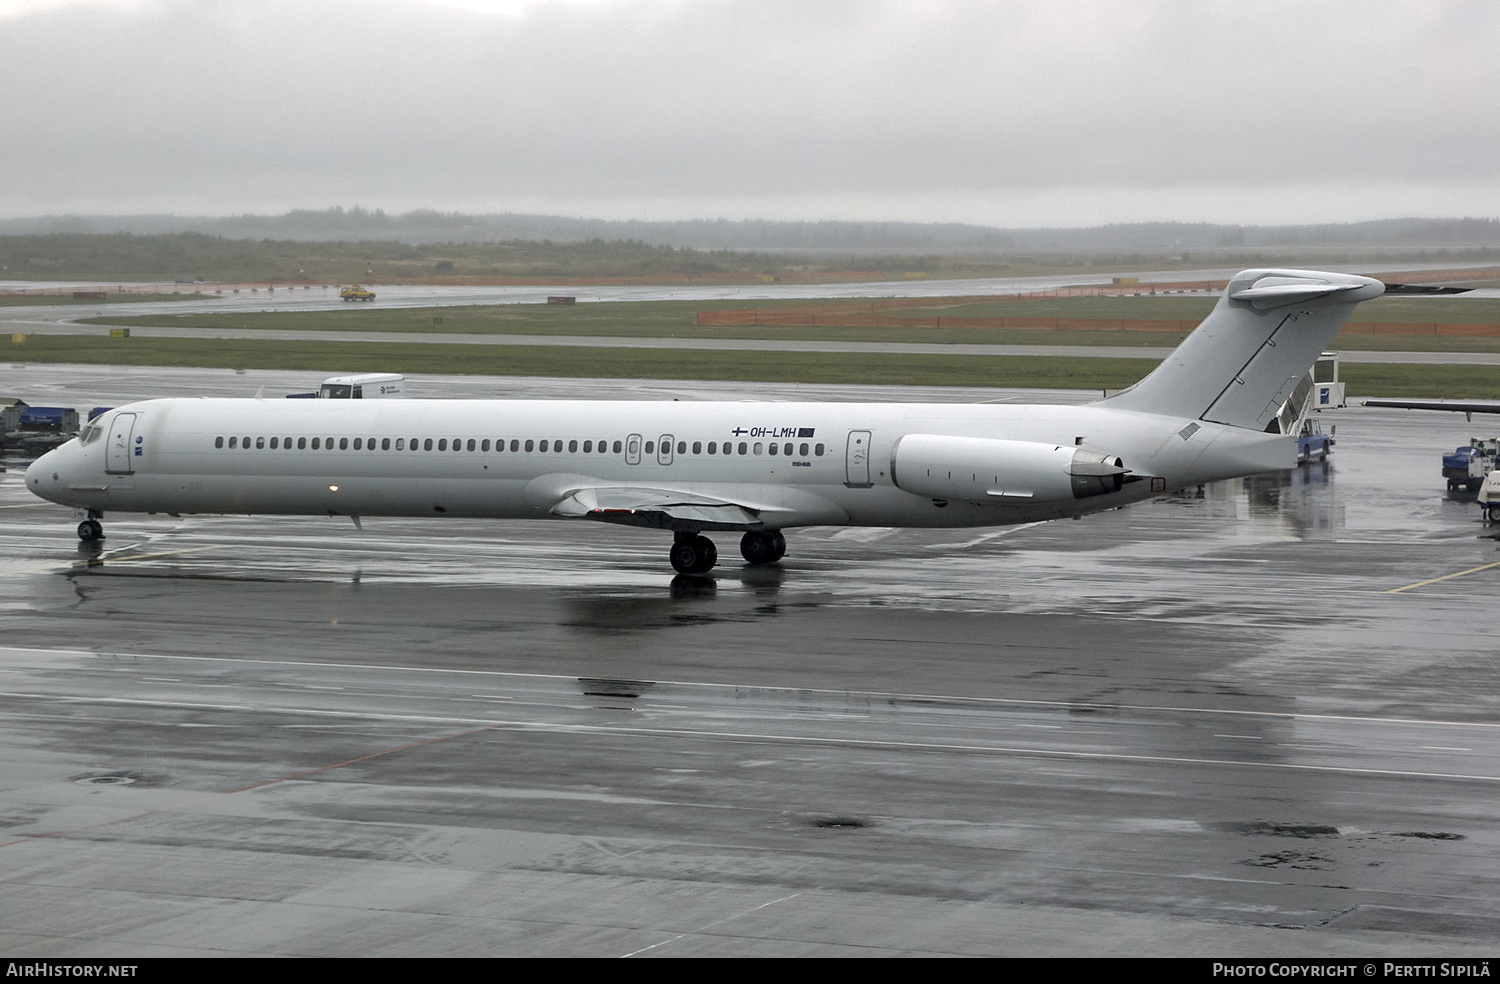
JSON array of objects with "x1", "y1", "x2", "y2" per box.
[{"x1": 76, "y1": 512, "x2": 105, "y2": 542}]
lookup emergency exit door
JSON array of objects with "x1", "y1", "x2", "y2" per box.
[{"x1": 844, "y1": 430, "x2": 872, "y2": 487}]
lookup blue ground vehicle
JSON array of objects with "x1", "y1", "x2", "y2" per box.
[
  {"x1": 1297, "y1": 418, "x2": 1333, "y2": 463},
  {"x1": 1442, "y1": 439, "x2": 1498, "y2": 492}
]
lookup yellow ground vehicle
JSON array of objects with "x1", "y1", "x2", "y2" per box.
[{"x1": 339, "y1": 285, "x2": 376, "y2": 302}]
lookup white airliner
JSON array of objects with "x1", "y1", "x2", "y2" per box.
[{"x1": 26, "y1": 269, "x2": 1384, "y2": 573}]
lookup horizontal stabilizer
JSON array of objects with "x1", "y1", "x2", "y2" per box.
[
  {"x1": 1228, "y1": 279, "x2": 1365, "y2": 310},
  {"x1": 1380, "y1": 283, "x2": 1474, "y2": 296}
]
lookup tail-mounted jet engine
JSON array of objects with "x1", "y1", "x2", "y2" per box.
[{"x1": 892, "y1": 435, "x2": 1128, "y2": 504}]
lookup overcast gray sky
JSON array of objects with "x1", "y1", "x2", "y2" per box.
[{"x1": 1, "y1": 0, "x2": 1496, "y2": 227}]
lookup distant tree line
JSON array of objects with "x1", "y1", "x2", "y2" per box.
[{"x1": 3, "y1": 208, "x2": 1498, "y2": 251}]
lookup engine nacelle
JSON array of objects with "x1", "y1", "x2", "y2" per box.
[{"x1": 892, "y1": 434, "x2": 1127, "y2": 504}]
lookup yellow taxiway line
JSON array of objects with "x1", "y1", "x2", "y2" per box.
[{"x1": 1386, "y1": 560, "x2": 1500, "y2": 594}]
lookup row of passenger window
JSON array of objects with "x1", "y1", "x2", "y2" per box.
[
  {"x1": 216, "y1": 435, "x2": 619, "y2": 452},
  {"x1": 212, "y1": 435, "x2": 828, "y2": 457}
]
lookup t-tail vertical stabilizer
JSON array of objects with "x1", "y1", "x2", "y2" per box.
[{"x1": 1099, "y1": 269, "x2": 1383, "y2": 430}]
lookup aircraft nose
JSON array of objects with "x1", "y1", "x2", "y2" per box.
[{"x1": 24, "y1": 448, "x2": 68, "y2": 504}]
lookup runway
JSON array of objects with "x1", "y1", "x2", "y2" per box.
[
  {"x1": 3, "y1": 367, "x2": 1500, "y2": 956},
  {"x1": 3, "y1": 274, "x2": 1495, "y2": 365}
]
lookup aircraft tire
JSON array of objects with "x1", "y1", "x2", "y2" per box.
[
  {"x1": 696, "y1": 536, "x2": 717, "y2": 572},
  {"x1": 740, "y1": 530, "x2": 782, "y2": 565},
  {"x1": 671, "y1": 536, "x2": 716, "y2": 574},
  {"x1": 77, "y1": 520, "x2": 103, "y2": 541}
]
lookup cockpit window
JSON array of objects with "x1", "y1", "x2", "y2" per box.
[{"x1": 79, "y1": 422, "x2": 104, "y2": 445}]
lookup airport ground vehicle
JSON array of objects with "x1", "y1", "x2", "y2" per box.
[
  {"x1": 1442, "y1": 439, "x2": 1498, "y2": 492},
  {"x1": 317, "y1": 374, "x2": 405, "y2": 399},
  {"x1": 339, "y1": 285, "x2": 376, "y2": 302},
  {"x1": 1478, "y1": 472, "x2": 1500, "y2": 523},
  {"x1": 27, "y1": 269, "x2": 1388, "y2": 571},
  {"x1": 1297, "y1": 419, "x2": 1333, "y2": 463}
]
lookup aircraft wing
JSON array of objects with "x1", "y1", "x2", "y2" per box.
[
  {"x1": 1363, "y1": 399, "x2": 1500, "y2": 416},
  {"x1": 549, "y1": 485, "x2": 771, "y2": 526}
]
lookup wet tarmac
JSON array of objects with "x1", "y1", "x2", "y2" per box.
[{"x1": 3, "y1": 366, "x2": 1500, "y2": 956}]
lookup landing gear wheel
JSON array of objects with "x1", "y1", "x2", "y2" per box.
[
  {"x1": 669, "y1": 534, "x2": 717, "y2": 574},
  {"x1": 77, "y1": 519, "x2": 104, "y2": 541},
  {"x1": 740, "y1": 529, "x2": 786, "y2": 565}
]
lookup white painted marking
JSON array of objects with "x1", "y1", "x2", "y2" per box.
[{"x1": 620, "y1": 892, "x2": 804, "y2": 958}]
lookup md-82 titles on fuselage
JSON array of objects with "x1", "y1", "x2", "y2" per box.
[{"x1": 27, "y1": 269, "x2": 1386, "y2": 573}]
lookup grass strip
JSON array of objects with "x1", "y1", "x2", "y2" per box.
[
  {"x1": 9, "y1": 334, "x2": 1500, "y2": 397},
  {"x1": 6, "y1": 334, "x2": 1152, "y2": 389}
]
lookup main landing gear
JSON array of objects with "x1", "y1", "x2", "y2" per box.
[
  {"x1": 669, "y1": 532, "x2": 718, "y2": 574},
  {"x1": 739, "y1": 529, "x2": 785, "y2": 565},
  {"x1": 668, "y1": 529, "x2": 788, "y2": 574},
  {"x1": 76, "y1": 512, "x2": 105, "y2": 542}
]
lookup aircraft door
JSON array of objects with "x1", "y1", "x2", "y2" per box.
[
  {"x1": 658, "y1": 434, "x2": 674, "y2": 466},
  {"x1": 845, "y1": 430, "x2": 872, "y2": 487},
  {"x1": 105, "y1": 412, "x2": 137, "y2": 474},
  {"x1": 625, "y1": 433, "x2": 642, "y2": 465}
]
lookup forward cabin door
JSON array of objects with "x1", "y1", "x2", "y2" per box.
[
  {"x1": 844, "y1": 430, "x2": 872, "y2": 488},
  {"x1": 105, "y1": 413, "x2": 137, "y2": 474}
]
